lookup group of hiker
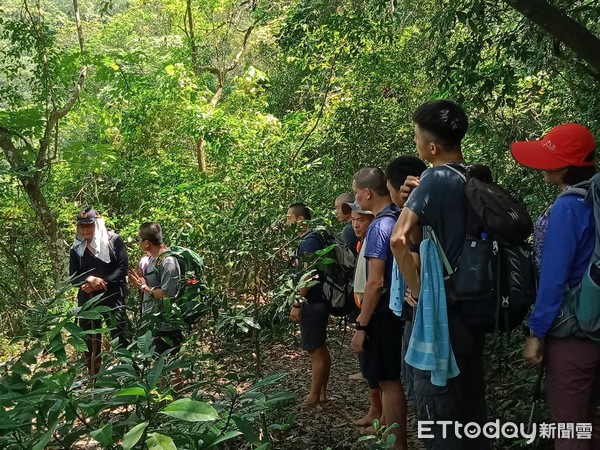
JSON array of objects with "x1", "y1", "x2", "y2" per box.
[
  {"x1": 287, "y1": 100, "x2": 600, "y2": 449},
  {"x1": 67, "y1": 98, "x2": 599, "y2": 449}
]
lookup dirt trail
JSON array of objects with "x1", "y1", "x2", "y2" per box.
[{"x1": 262, "y1": 320, "x2": 426, "y2": 449}]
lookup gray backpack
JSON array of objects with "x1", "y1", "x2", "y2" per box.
[{"x1": 548, "y1": 176, "x2": 600, "y2": 341}]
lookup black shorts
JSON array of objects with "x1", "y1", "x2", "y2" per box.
[
  {"x1": 362, "y1": 312, "x2": 404, "y2": 386},
  {"x1": 300, "y1": 302, "x2": 329, "y2": 351}
]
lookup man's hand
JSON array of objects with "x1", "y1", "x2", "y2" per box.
[
  {"x1": 400, "y1": 175, "x2": 420, "y2": 203},
  {"x1": 290, "y1": 305, "x2": 301, "y2": 323},
  {"x1": 523, "y1": 337, "x2": 544, "y2": 365},
  {"x1": 351, "y1": 330, "x2": 366, "y2": 354},
  {"x1": 128, "y1": 269, "x2": 146, "y2": 290},
  {"x1": 404, "y1": 289, "x2": 418, "y2": 307},
  {"x1": 81, "y1": 276, "x2": 107, "y2": 293}
]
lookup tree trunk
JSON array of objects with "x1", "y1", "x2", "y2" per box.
[
  {"x1": 0, "y1": 129, "x2": 68, "y2": 282},
  {"x1": 22, "y1": 178, "x2": 68, "y2": 282},
  {"x1": 504, "y1": 0, "x2": 600, "y2": 73},
  {"x1": 196, "y1": 137, "x2": 207, "y2": 172}
]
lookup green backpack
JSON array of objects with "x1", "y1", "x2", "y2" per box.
[{"x1": 156, "y1": 246, "x2": 206, "y2": 326}]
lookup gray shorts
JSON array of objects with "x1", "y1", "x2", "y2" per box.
[{"x1": 300, "y1": 302, "x2": 328, "y2": 351}]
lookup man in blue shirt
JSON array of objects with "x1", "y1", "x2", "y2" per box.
[
  {"x1": 350, "y1": 167, "x2": 406, "y2": 449},
  {"x1": 286, "y1": 203, "x2": 331, "y2": 407},
  {"x1": 391, "y1": 100, "x2": 489, "y2": 449}
]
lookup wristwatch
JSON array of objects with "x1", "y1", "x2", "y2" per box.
[{"x1": 355, "y1": 321, "x2": 368, "y2": 331}]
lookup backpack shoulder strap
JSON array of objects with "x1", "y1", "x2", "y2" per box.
[
  {"x1": 443, "y1": 163, "x2": 467, "y2": 182},
  {"x1": 154, "y1": 249, "x2": 182, "y2": 275},
  {"x1": 376, "y1": 210, "x2": 400, "y2": 220},
  {"x1": 559, "y1": 180, "x2": 590, "y2": 200},
  {"x1": 425, "y1": 226, "x2": 454, "y2": 277}
]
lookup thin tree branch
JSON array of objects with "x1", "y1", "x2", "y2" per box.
[
  {"x1": 36, "y1": 66, "x2": 87, "y2": 172},
  {"x1": 291, "y1": 54, "x2": 338, "y2": 162},
  {"x1": 72, "y1": 0, "x2": 84, "y2": 52},
  {"x1": 224, "y1": 24, "x2": 254, "y2": 74}
]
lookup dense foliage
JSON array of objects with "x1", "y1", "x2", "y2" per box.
[{"x1": 1, "y1": 0, "x2": 599, "y2": 448}]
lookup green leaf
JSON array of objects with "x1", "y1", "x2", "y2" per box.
[
  {"x1": 115, "y1": 386, "x2": 147, "y2": 397},
  {"x1": 265, "y1": 391, "x2": 296, "y2": 404},
  {"x1": 123, "y1": 422, "x2": 149, "y2": 450},
  {"x1": 137, "y1": 330, "x2": 154, "y2": 355},
  {"x1": 242, "y1": 316, "x2": 261, "y2": 330},
  {"x1": 205, "y1": 430, "x2": 242, "y2": 448},
  {"x1": 146, "y1": 356, "x2": 164, "y2": 389},
  {"x1": 68, "y1": 336, "x2": 88, "y2": 353},
  {"x1": 146, "y1": 432, "x2": 177, "y2": 450},
  {"x1": 233, "y1": 416, "x2": 260, "y2": 445},
  {"x1": 31, "y1": 422, "x2": 58, "y2": 450},
  {"x1": 20, "y1": 350, "x2": 37, "y2": 365},
  {"x1": 247, "y1": 373, "x2": 287, "y2": 391},
  {"x1": 158, "y1": 399, "x2": 218, "y2": 422},
  {"x1": 90, "y1": 423, "x2": 114, "y2": 446},
  {"x1": 64, "y1": 321, "x2": 84, "y2": 336}
]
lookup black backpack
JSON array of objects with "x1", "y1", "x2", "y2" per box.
[
  {"x1": 438, "y1": 164, "x2": 536, "y2": 332},
  {"x1": 312, "y1": 229, "x2": 356, "y2": 317}
]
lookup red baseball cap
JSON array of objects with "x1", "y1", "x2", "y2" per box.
[{"x1": 511, "y1": 123, "x2": 596, "y2": 170}]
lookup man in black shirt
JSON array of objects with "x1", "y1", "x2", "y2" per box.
[
  {"x1": 391, "y1": 101, "x2": 488, "y2": 449},
  {"x1": 287, "y1": 203, "x2": 330, "y2": 407}
]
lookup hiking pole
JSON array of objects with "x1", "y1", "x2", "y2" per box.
[
  {"x1": 338, "y1": 315, "x2": 348, "y2": 361},
  {"x1": 527, "y1": 364, "x2": 545, "y2": 435}
]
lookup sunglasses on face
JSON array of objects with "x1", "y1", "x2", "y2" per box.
[{"x1": 135, "y1": 236, "x2": 147, "y2": 242}]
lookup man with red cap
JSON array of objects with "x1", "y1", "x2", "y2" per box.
[{"x1": 512, "y1": 123, "x2": 600, "y2": 449}]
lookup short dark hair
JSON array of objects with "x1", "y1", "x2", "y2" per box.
[
  {"x1": 563, "y1": 151, "x2": 596, "y2": 185},
  {"x1": 289, "y1": 203, "x2": 312, "y2": 221},
  {"x1": 385, "y1": 156, "x2": 428, "y2": 190},
  {"x1": 353, "y1": 167, "x2": 389, "y2": 196},
  {"x1": 413, "y1": 100, "x2": 468, "y2": 148},
  {"x1": 139, "y1": 222, "x2": 163, "y2": 246}
]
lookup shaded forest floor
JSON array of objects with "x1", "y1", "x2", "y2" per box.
[
  {"x1": 224, "y1": 319, "x2": 553, "y2": 449},
  {"x1": 67, "y1": 316, "x2": 553, "y2": 449},
  {"x1": 251, "y1": 321, "x2": 426, "y2": 449}
]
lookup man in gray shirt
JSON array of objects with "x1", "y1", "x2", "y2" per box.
[{"x1": 130, "y1": 222, "x2": 182, "y2": 355}]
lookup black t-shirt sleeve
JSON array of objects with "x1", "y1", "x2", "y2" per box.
[
  {"x1": 405, "y1": 168, "x2": 440, "y2": 227},
  {"x1": 103, "y1": 235, "x2": 129, "y2": 284},
  {"x1": 69, "y1": 248, "x2": 84, "y2": 286}
]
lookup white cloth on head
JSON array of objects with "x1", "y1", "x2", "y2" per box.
[{"x1": 72, "y1": 218, "x2": 111, "y2": 264}]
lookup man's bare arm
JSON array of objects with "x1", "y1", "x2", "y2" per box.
[
  {"x1": 390, "y1": 207, "x2": 422, "y2": 296},
  {"x1": 357, "y1": 258, "x2": 386, "y2": 326}
]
